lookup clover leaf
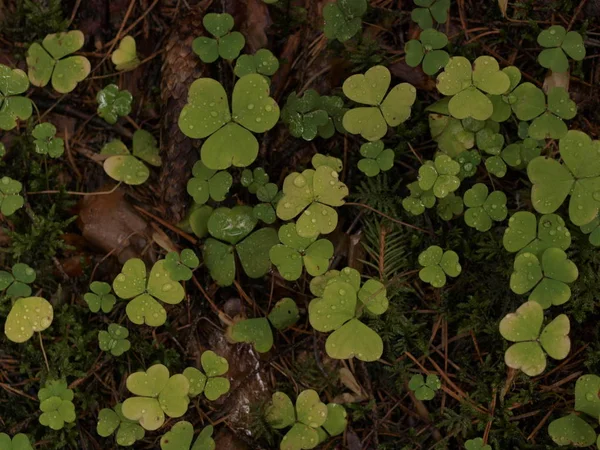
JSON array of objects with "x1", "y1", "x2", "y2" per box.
[
  {"x1": 0, "y1": 262, "x2": 36, "y2": 298},
  {"x1": 509, "y1": 248, "x2": 578, "y2": 308},
  {"x1": 499, "y1": 301, "x2": 570, "y2": 376},
  {"x1": 580, "y1": 216, "x2": 600, "y2": 246},
  {"x1": 488, "y1": 66, "x2": 527, "y2": 122},
  {"x1": 188, "y1": 204, "x2": 213, "y2": 238},
  {"x1": 319, "y1": 403, "x2": 348, "y2": 441},
  {"x1": 548, "y1": 413, "x2": 596, "y2": 447},
  {"x1": 234, "y1": 49, "x2": 279, "y2": 78},
  {"x1": 463, "y1": 183, "x2": 507, "y2": 231},
  {"x1": 503, "y1": 212, "x2": 571, "y2": 256},
  {"x1": 200, "y1": 350, "x2": 230, "y2": 401},
  {"x1": 113, "y1": 258, "x2": 185, "y2": 326},
  {"x1": 343, "y1": 65, "x2": 416, "y2": 141},
  {"x1": 0, "y1": 65, "x2": 32, "y2": 131},
  {"x1": 456, "y1": 150, "x2": 481, "y2": 179},
  {"x1": 32, "y1": 123, "x2": 64, "y2": 157},
  {"x1": 38, "y1": 380, "x2": 76, "y2": 430},
  {"x1": 178, "y1": 75, "x2": 280, "y2": 170},
  {"x1": 465, "y1": 438, "x2": 491, "y2": 450},
  {"x1": 266, "y1": 390, "x2": 328, "y2": 450},
  {"x1": 437, "y1": 193, "x2": 463, "y2": 220},
  {"x1": 418, "y1": 245, "x2": 461, "y2": 288},
  {"x1": 428, "y1": 112, "x2": 475, "y2": 157},
  {"x1": 408, "y1": 374, "x2": 441, "y2": 400},
  {"x1": 357, "y1": 141, "x2": 395, "y2": 176},
  {"x1": 192, "y1": 13, "x2": 245, "y2": 63},
  {"x1": 312, "y1": 154, "x2": 344, "y2": 173},
  {"x1": 84, "y1": 281, "x2": 116, "y2": 313},
  {"x1": 527, "y1": 87, "x2": 576, "y2": 140},
  {"x1": 160, "y1": 421, "x2": 215, "y2": 450},
  {"x1": 269, "y1": 223, "x2": 333, "y2": 281},
  {"x1": 500, "y1": 138, "x2": 541, "y2": 169},
  {"x1": 99, "y1": 323, "x2": 131, "y2": 356},
  {"x1": 276, "y1": 165, "x2": 349, "y2": 239},
  {"x1": 574, "y1": 374, "x2": 600, "y2": 419},
  {"x1": 27, "y1": 30, "x2": 90, "y2": 93},
  {"x1": 97, "y1": 403, "x2": 145, "y2": 447},
  {"x1": 308, "y1": 276, "x2": 388, "y2": 361},
  {"x1": 411, "y1": 0, "x2": 450, "y2": 29},
  {"x1": 164, "y1": 249, "x2": 199, "y2": 282},
  {"x1": 323, "y1": 0, "x2": 367, "y2": 42},
  {"x1": 101, "y1": 130, "x2": 161, "y2": 185},
  {"x1": 241, "y1": 167, "x2": 270, "y2": 194},
  {"x1": 203, "y1": 206, "x2": 278, "y2": 286},
  {"x1": 403, "y1": 181, "x2": 436, "y2": 215},
  {"x1": 0, "y1": 176, "x2": 24, "y2": 216},
  {"x1": 253, "y1": 182, "x2": 281, "y2": 224},
  {"x1": 268, "y1": 297, "x2": 300, "y2": 330},
  {"x1": 474, "y1": 122, "x2": 504, "y2": 156},
  {"x1": 405, "y1": 29, "x2": 449, "y2": 75},
  {"x1": 418, "y1": 155, "x2": 460, "y2": 198},
  {"x1": 528, "y1": 130, "x2": 600, "y2": 226},
  {"x1": 281, "y1": 90, "x2": 345, "y2": 141},
  {"x1": 537, "y1": 26, "x2": 585, "y2": 73},
  {"x1": 187, "y1": 161, "x2": 232, "y2": 205},
  {"x1": 122, "y1": 364, "x2": 190, "y2": 430},
  {"x1": 436, "y1": 56, "x2": 511, "y2": 120},
  {"x1": 5, "y1": 296, "x2": 53, "y2": 343},
  {"x1": 0, "y1": 433, "x2": 33, "y2": 450},
  {"x1": 111, "y1": 36, "x2": 140, "y2": 71},
  {"x1": 97, "y1": 84, "x2": 133, "y2": 124}
]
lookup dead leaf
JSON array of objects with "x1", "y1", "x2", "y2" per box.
[
  {"x1": 543, "y1": 70, "x2": 570, "y2": 93},
  {"x1": 498, "y1": 0, "x2": 508, "y2": 17}
]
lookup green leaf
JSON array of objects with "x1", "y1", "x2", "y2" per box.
[
  {"x1": 183, "y1": 368, "x2": 207, "y2": 398},
  {"x1": 357, "y1": 279, "x2": 388, "y2": 315},
  {"x1": 321, "y1": 403, "x2": 347, "y2": 437},
  {"x1": 548, "y1": 414, "x2": 596, "y2": 447},
  {"x1": 325, "y1": 318, "x2": 384, "y2": 361},
  {"x1": 234, "y1": 49, "x2": 279, "y2": 77},
  {"x1": 237, "y1": 227, "x2": 278, "y2": 278},
  {"x1": 296, "y1": 390, "x2": 328, "y2": 428},
  {"x1": 5, "y1": 297, "x2": 53, "y2": 343},
  {"x1": 574, "y1": 374, "x2": 600, "y2": 419},
  {"x1": 323, "y1": 0, "x2": 367, "y2": 42},
  {"x1": 98, "y1": 323, "x2": 131, "y2": 356},
  {"x1": 160, "y1": 421, "x2": 193, "y2": 450},
  {"x1": 97, "y1": 84, "x2": 133, "y2": 124},
  {"x1": 268, "y1": 298, "x2": 300, "y2": 330},
  {"x1": 203, "y1": 13, "x2": 234, "y2": 38},
  {"x1": 309, "y1": 281, "x2": 356, "y2": 332},
  {"x1": 230, "y1": 317, "x2": 274, "y2": 353},
  {"x1": 266, "y1": 392, "x2": 296, "y2": 429},
  {"x1": 111, "y1": 36, "x2": 140, "y2": 71},
  {"x1": 32, "y1": 122, "x2": 64, "y2": 157}
]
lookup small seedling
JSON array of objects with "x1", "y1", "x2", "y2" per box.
[
  {"x1": 343, "y1": 65, "x2": 416, "y2": 141},
  {"x1": 192, "y1": 13, "x2": 245, "y2": 63},
  {"x1": 503, "y1": 212, "x2": 571, "y2": 256},
  {"x1": 270, "y1": 223, "x2": 334, "y2": 281},
  {"x1": 253, "y1": 182, "x2": 281, "y2": 224},
  {"x1": 418, "y1": 245, "x2": 461, "y2": 288},
  {"x1": 241, "y1": 167, "x2": 269, "y2": 194},
  {"x1": 5, "y1": 296, "x2": 53, "y2": 343},
  {"x1": 97, "y1": 84, "x2": 133, "y2": 124},
  {"x1": 528, "y1": 130, "x2": 600, "y2": 226},
  {"x1": 98, "y1": 323, "x2": 131, "y2": 356},
  {"x1": 323, "y1": 0, "x2": 367, "y2": 42},
  {"x1": 160, "y1": 421, "x2": 215, "y2": 450},
  {"x1": 456, "y1": 150, "x2": 481, "y2": 178},
  {"x1": 537, "y1": 25, "x2": 585, "y2": 73},
  {"x1": 196, "y1": 350, "x2": 230, "y2": 401},
  {"x1": 465, "y1": 438, "x2": 491, "y2": 450},
  {"x1": 0, "y1": 263, "x2": 36, "y2": 298},
  {"x1": 112, "y1": 258, "x2": 185, "y2": 326},
  {"x1": 309, "y1": 268, "x2": 388, "y2": 361},
  {"x1": 436, "y1": 56, "x2": 510, "y2": 121},
  {"x1": 428, "y1": 113, "x2": 475, "y2": 157},
  {"x1": 411, "y1": 0, "x2": 450, "y2": 29},
  {"x1": 178, "y1": 75, "x2": 280, "y2": 170},
  {"x1": 357, "y1": 141, "x2": 395, "y2": 177},
  {"x1": 437, "y1": 193, "x2": 463, "y2": 220},
  {"x1": 499, "y1": 138, "x2": 541, "y2": 169},
  {"x1": 281, "y1": 90, "x2": 346, "y2": 141},
  {"x1": 405, "y1": 29, "x2": 449, "y2": 75},
  {"x1": 403, "y1": 181, "x2": 435, "y2": 215},
  {"x1": 408, "y1": 374, "x2": 441, "y2": 400},
  {"x1": 164, "y1": 249, "x2": 199, "y2": 282},
  {"x1": 499, "y1": 301, "x2": 570, "y2": 376},
  {"x1": 230, "y1": 298, "x2": 300, "y2": 352},
  {"x1": 203, "y1": 206, "x2": 278, "y2": 286},
  {"x1": 187, "y1": 161, "x2": 232, "y2": 205},
  {"x1": 0, "y1": 65, "x2": 32, "y2": 131},
  {"x1": 38, "y1": 380, "x2": 76, "y2": 430},
  {"x1": 0, "y1": 433, "x2": 33, "y2": 450},
  {"x1": 101, "y1": 129, "x2": 161, "y2": 185},
  {"x1": 580, "y1": 216, "x2": 600, "y2": 247},
  {"x1": 0, "y1": 176, "x2": 24, "y2": 216},
  {"x1": 97, "y1": 403, "x2": 145, "y2": 447},
  {"x1": 522, "y1": 87, "x2": 576, "y2": 140},
  {"x1": 84, "y1": 281, "x2": 116, "y2": 313},
  {"x1": 111, "y1": 36, "x2": 140, "y2": 71},
  {"x1": 32, "y1": 122, "x2": 64, "y2": 157},
  {"x1": 122, "y1": 364, "x2": 190, "y2": 431},
  {"x1": 463, "y1": 183, "x2": 507, "y2": 231},
  {"x1": 276, "y1": 163, "x2": 349, "y2": 239},
  {"x1": 234, "y1": 49, "x2": 279, "y2": 79},
  {"x1": 509, "y1": 248, "x2": 578, "y2": 308},
  {"x1": 418, "y1": 155, "x2": 460, "y2": 198},
  {"x1": 26, "y1": 30, "x2": 90, "y2": 93}
]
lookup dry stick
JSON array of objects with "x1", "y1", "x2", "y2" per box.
[
  {"x1": 67, "y1": 0, "x2": 82, "y2": 27},
  {"x1": 27, "y1": 182, "x2": 122, "y2": 197},
  {"x1": 527, "y1": 406, "x2": 556, "y2": 442},
  {"x1": 88, "y1": 49, "x2": 166, "y2": 80},
  {"x1": 344, "y1": 202, "x2": 433, "y2": 235},
  {"x1": 133, "y1": 205, "x2": 198, "y2": 245},
  {"x1": 101, "y1": 0, "x2": 161, "y2": 49},
  {"x1": 567, "y1": 0, "x2": 589, "y2": 31},
  {"x1": 39, "y1": 333, "x2": 50, "y2": 373}
]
